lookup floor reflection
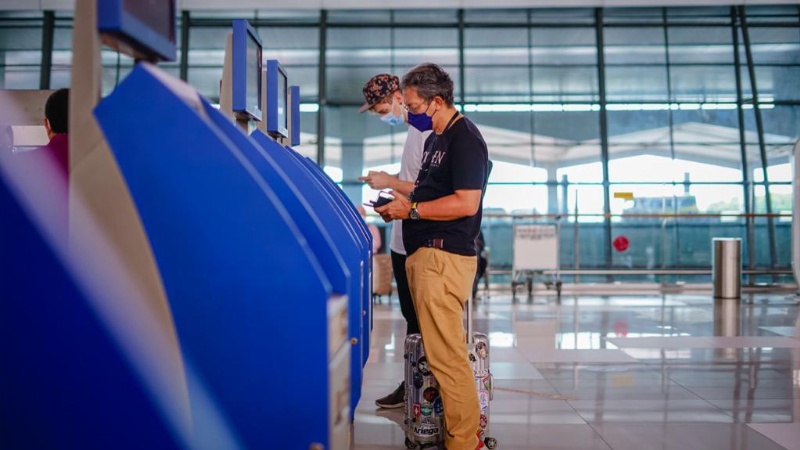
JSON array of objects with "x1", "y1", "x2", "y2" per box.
[{"x1": 353, "y1": 291, "x2": 799, "y2": 450}]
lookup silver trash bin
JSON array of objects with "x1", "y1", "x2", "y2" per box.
[{"x1": 712, "y1": 238, "x2": 741, "y2": 299}]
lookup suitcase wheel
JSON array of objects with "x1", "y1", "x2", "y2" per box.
[
  {"x1": 484, "y1": 437, "x2": 498, "y2": 449},
  {"x1": 404, "y1": 437, "x2": 417, "y2": 449}
]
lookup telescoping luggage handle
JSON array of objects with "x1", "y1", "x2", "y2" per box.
[{"x1": 467, "y1": 294, "x2": 474, "y2": 345}]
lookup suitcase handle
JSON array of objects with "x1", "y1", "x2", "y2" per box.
[{"x1": 467, "y1": 294, "x2": 474, "y2": 345}]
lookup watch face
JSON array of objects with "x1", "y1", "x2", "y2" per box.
[{"x1": 410, "y1": 208, "x2": 420, "y2": 220}]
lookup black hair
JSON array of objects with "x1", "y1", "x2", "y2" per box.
[
  {"x1": 45, "y1": 88, "x2": 69, "y2": 134},
  {"x1": 400, "y1": 63, "x2": 455, "y2": 107}
]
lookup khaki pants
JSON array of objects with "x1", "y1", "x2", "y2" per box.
[{"x1": 406, "y1": 247, "x2": 479, "y2": 450}]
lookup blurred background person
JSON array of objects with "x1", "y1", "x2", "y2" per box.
[
  {"x1": 357, "y1": 204, "x2": 383, "y2": 253},
  {"x1": 37, "y1": 88, "x2": 70, "y2": 178},
  {"x1": 0, "y1": 125, "x2": 13, "y2": 153}
]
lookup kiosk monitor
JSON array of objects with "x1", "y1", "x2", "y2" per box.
[
  {"x1": 266, "y1": 60, "x2": 289, "y2": 139},
  {"x1": 231, "y1": 20, "x2": 263, "y2": 121},
  {"x1": 97, "y1": 0, "x2": 177, "y2": 62}
]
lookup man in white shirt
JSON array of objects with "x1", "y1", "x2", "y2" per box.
[{"x1": 357, "y1": 73, "x2": 432, "y2": 409}]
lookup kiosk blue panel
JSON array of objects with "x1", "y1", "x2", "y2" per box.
[
  {"x1": 202, "y1": 101, "x2": 349, "y2": 299},
  {"x1": 292, "y1": 154, "x2": 373, "y2": 346},
  {"x1": 201, "y1": 103, "x2": 357, "y2": 415},
  {"x1": 288, "y1": 152, "x2": 373, "y2": 365},
  {"x1": 0, "y1": 173, "x2": 183, "y2": 449},
  {"x1": 94, "y1": 64, "x2": 338, "y2": 449},
  {"x1": 251, "y1": 132, "x2": 365, "y2": 416}
]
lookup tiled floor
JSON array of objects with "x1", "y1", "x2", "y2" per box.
[{"x1": 351, "y1": 291, "x2": 800, "y2": 450}]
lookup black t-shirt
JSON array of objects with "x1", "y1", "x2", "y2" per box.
[{"x1": 403, "y1": 115, "x2": 489, "y2": 257}]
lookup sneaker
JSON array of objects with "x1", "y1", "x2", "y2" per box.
[{"x1": 375, "y1": 381, "x2": 405, "y2": 409}]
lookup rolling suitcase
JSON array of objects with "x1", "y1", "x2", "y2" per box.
[
  {"x1": 403, "y1": 333, "x2": 445, "y2": 449},
  {"x1": 372, "y1": 253, "x2": 393, "y2": 301},
  {"x1": 403, "y1": 295, "x2": 498, "y2": 449}
]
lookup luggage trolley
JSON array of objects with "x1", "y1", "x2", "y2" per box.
[{"x1": 511, "y1": 217, "x2": 562, "y2": 301}]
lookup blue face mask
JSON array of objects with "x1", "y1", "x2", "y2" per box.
[
  {"x1": 380, "y1": 111, "x2": 404, "y2": 126},
  {"x1": 407, "y1": 111, "x2": 433, "y2": 132}
]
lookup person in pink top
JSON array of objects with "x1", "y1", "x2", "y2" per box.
[
  {"x1": 39, "y1": 88, "x2": 70, "y2": 178},
  {"x1": 357, "y1": 205, "x2": 383, "y2": 253},
  {"x1": 3, "y1": 89, "x2": 70, "y2": 244}
]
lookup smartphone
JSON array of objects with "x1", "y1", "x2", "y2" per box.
[{"x1": 365, "y1": 191, "x2": 395, "y2": 208}]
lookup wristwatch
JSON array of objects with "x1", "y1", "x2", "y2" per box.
[{"x1": 409, "y1": 202, "x2": 420, "y2": 220}]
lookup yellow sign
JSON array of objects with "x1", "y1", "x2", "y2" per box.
[{"x1": 614, "y1": 192, "x2": 634, "y2": 200}]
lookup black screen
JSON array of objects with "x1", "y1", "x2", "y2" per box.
[
  {"x1": 246, "y1": 34, "x2": 262, "y2": 116},
  {"x1": 123, "y1": 0, "x2": 175, "y2": 42},
  {"x1": 277, "y1": 71, "x2": 287, "y2": 131}
]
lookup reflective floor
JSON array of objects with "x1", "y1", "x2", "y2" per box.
[{"x1": 352, "y1": 290, "x2": 800, "y2": 450}]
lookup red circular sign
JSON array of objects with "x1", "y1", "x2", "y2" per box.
[
  {"x1": 613, "y1": 320, "x2": 628, "y2": 337},
  {"x1": 613, "y1": 236, "x2": 629, "y2": 252}
]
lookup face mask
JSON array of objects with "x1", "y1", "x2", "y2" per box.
[
  {"x1": 380, "y1": 111, "x2": 404, "y2": 126},
  {"x1": 407, "y1": 111, "x2": 433, "y2": 132},
  {"x1": 378, "y1": 98, "x2": 404, "y2": 126}
]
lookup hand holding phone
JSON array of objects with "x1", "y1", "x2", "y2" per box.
[{"x1": 364, "y1": 191, "x2": 395, "y2": 208}]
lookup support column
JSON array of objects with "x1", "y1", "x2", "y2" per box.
[
  {"x1": 544, "y1": 163, "x2": 559, "y2": 215},
  {"x1": 40, "y1": 11, "x2": 54, "y2": 89},
  {"x1": 316, "y1": 10, "x2": 327, "y2": 166}
]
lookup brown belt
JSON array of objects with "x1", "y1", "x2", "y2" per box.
[{"x1": 423, "y1": 238, "x2": 445, "y2": 249}]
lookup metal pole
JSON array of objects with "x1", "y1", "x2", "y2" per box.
[
  {"x1": 738, "y1": 5, "x2": 778, "y2": 273},
  {"x1": 40, "y1": 11, "x2": 55, "y2": 89},
  {"x1": 731, "y1": 7, "x2": 755, "y2": 285},
  {"x1": 574, "y1": 193, "x2": 580, "y2": 284},
  {"x1": 316, "y1": 10, "x2": 327, "y2": 166},
  {"x1": 458, "y1": 9, "x2": 465, "y2": 110},
  {"x1": 662, "y1": 9, "x2": 681, "y2": 272},
  {"x1": 594, "y1": 8, "x2": 613, "y2": 279},
  {"x1": 179, "y1": 11, "x2": 190, "y2": 81},
  {"x1": 527, "y1": 9, "x2": 536, "y2": 169}
]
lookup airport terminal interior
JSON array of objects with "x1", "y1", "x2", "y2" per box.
[{"x1": 1, "y1": 1, "x2": 799, "y2": 449}]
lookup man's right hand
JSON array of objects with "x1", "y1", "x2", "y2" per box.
[
  {"x1": 358, "y1": 170, "x2": 395, "y2": 190},
  {"x1": 375, "y1": 190, "x2": 411, "y2": 223}
]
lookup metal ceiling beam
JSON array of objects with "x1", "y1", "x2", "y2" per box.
[{"x1": 5, "y1": 0, "x2": 800, "y2": 12}]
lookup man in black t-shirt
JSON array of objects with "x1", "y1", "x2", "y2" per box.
[{"x1": 375, "y1": 63, "x2": 488, "y2": 450}]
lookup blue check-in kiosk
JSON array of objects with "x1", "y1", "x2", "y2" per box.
[
  {"x1": 0, "y1": 169, "x2": 186, "y2": 450},
  {"x1": 218, "y1": 21, "x2": 371, "y2": 417},
  {"x1": 251, "y1": 55, "x2": 372, "y2": 417},
  {"x1": 94, "y1": 63, "x2": 351, "y2": 450},
  {"x1": 248, "y1": 130, "x2": 370, "y2": 417}
]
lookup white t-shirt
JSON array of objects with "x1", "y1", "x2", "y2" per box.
[{"x1": 390, "y1": 126, "x2": 431, "y2": 255}]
